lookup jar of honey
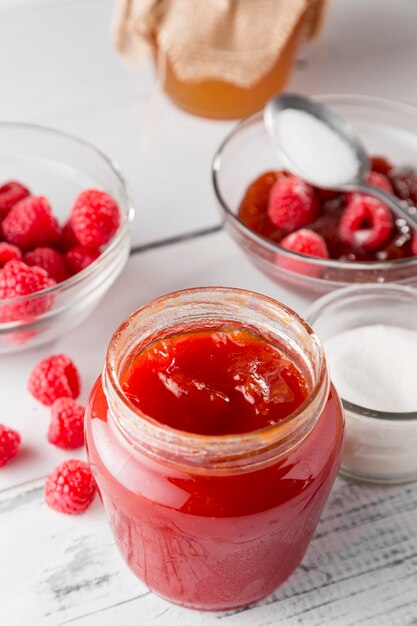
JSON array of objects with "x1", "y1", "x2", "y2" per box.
[
  {"x1": 85, "y1": 287, "x2": 344, "y2": 610},
  {"x1": 154, "y1": 15, "x2": 306, "y2": 119},
  {"x1": 114, "y1": 0, "x2": 329, "y2": 119}
]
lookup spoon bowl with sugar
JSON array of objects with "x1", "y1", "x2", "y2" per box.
[{"x1": 264, "y1": 93, "x2": 417, "y2": 228}]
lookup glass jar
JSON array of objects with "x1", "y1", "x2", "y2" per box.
[
  {"x1": 154, "y1": 16, "x2": 306, "y2": 120},
  {"x1": 85, "y1": 287, "x2": 344, "y2": 610},
  {"x1": 307, "y1": 284, "x2": 417, "y2": 484}
]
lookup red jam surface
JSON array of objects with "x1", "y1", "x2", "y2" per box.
[
  {"x1": 85, "y1": 328, "x2": 344, "y2": 611},
  {"x1": 238, "y1": 157, "x2": 417, "y2": 261},
  {"x1": 121, "y1": 329, "x2": 308, "y2": 435}
]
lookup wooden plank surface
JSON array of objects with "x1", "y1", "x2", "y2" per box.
[{"x1": 1, "y1": 475, "x2": 416, "y2": 625}]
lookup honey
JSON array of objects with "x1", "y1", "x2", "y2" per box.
[{"x1": 154, "y1": 16, "x2": 306, "y2": 120}]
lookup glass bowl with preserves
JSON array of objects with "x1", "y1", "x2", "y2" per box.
[
  {"x1": 0, "y1": 123, "x2": 133, "y2": 353},
  {"x1": 212, "y1": 94, "x2": 417, "y2": 296},
  {"x1": 85, "y1": 287, "x2": 344, "y2": 611}
]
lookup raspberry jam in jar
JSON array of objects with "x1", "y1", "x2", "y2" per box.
[{"x1": 85, "y1": 288, "x2": 344, "y2": 610}]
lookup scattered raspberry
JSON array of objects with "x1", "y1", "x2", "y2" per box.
[
  {"x1": 2, "y1": 195, "x2": 60, "y2": 251},
  {"x1": 0, "y1": 181, "x2": 30, "y2": 219},
  {"x1": 59, "y1": 220, "x2": 79, "y2": 252},
  {"x1": 267, "y1": 176, "x2": 318, "y2": 233},
  {"x1": 367, "y1": 171, "x2": 393, "y2": 193},
  {"x1": 280, "y1": 229, "x2": 329, "y2": 258},
  {"x1": 48, "y1": 398, "x2": 85, "y2": 449},
  {"x1": 0, "y1": 260, "x2": 56, "y2": 323},
  {"x1": 70, "y1": 189, "x2": 120, "y2": 248},
  {"x1": 0, "y1": 242, "x2": 22, "y2": 267},
  {"x1": 65, "y1": 246, "x2": 100, "y2": 275},
  {"x1": 25, "y1": 247, "x2": 70, "y2": 283},
  {"x1": 28, "y1": 354, "x2": 81, "y2": 406},
  {"x1": 339, "y1": 195, "x2": 393, "y2": 250},
  {"x1": 44, "y1": 459, "x2": 96, "y2": 515},
  {"x1": 0, "y1": 424, "x2": 21, "y2": 468}
]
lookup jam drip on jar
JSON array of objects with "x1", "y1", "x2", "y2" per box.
[{"x1": 121, "y1": 328, "x2": 308, "y2": 435}]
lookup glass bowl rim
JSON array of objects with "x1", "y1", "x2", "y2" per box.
[
  {"x1": 212, "y1": 92, "x2": 417, "y2": 272},
  {"x1": 306, "y1": 282, "x2": 417, "y2": 422},
  {"x1": 0, "y1": 121, "x2": 134, "y2": 309}
]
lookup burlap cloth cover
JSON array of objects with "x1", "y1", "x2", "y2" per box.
[{"x1": 113, "y1": 0, "x2": 329, "y2": 88}]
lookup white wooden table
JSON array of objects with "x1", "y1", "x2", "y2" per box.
[{"x1": 1, "y1": 1, "x2": 417, "y2": 624}]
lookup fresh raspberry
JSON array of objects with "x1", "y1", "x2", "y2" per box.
[
  {"x1": 0, "y1": 424, "x2": 21, "y2": 468},
  {"x1": 367, "y1": 171, "x2": 393, "y2": 193},
  {"x1": 0, "y1": 242, "x2": 22, "y2": 267},
  {"x1": 2, "y1": 195, "x2": 60, "y2": 251},
  {"x1": 70, "y1": 189, "x2": 120, "y2": 248},
  {"x1": 28, "y1": 354, "x2": 81, "y2": 406},
  {"x1": 0, "y1": 181, "x2": 30, "y2": 219},
  {"x1": 65, "y1": 247, "x2": 100, "y2": 275},
  {"x1": 44, "y1": 459, "x2": 96, "y2": 515},
  {"x1": 339, "y1": 195, "x2": 393, "y2": 250},
  {"x1": 267, "y1": 176, "x2": 318, "y2": 233},
  {"x1": 48, "y1": 398, "x2": 85, "y2": 449},
  {"x1": 280, "y1": 229, "x2": 329, "y2": 258},
  {"x1": 0, "y1": 260, "x2": 56, "y2": 323},
  {"x1": 59, "y1": 220, "x2": 79, "y2": 252},
  {"x1": 345, "y1": 172, "x2": 393, "y2": 205},
  {"x1": 25, "y1": 247, "x2": 70, "y2": 283}
]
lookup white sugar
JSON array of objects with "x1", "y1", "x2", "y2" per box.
[
  {"x1": 275, "y1": 108, "x2": 360, "y2": 187},
  {"x1": 325, "y1": 324, "x2": 417, "y2": 413}
]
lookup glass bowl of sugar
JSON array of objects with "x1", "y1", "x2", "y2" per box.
[
  {"x1": 307, "y1": 283, "x2": 417, "y2": 484},
  {"x1": 212, "y1": 94, "x2": 417, "y2": 297}
]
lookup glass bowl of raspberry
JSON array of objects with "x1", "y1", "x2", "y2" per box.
[
  {"x1": 0, "y1": 123, "x2": 133, "y2": 353},
  {"x1": 212, "y1": 94, "x2": 417, "y2": 297}
]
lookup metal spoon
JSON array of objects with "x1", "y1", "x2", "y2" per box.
[{"x1": 264, "y1": 93, "x2": 417, "y2": 228}]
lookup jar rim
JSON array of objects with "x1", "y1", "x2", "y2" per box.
[{"x1": 104, "y1": 287, "x2": 330, "y2": 471}]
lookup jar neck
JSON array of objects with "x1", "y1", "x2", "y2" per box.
[{"x1": 103, "y1": 287, "x2": 330, "y2": 474}]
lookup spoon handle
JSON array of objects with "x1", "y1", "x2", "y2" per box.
[{"x1": 350, "y1": 182, "x2": 417, "y2": 229}]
